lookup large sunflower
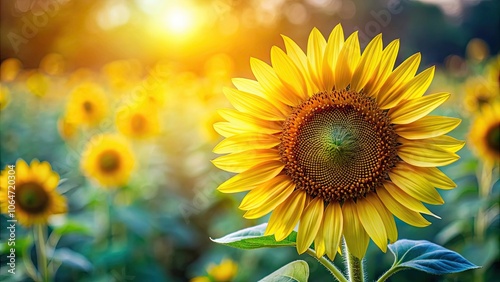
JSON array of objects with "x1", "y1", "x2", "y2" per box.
[
  {"x1": 468, "y1": 102, "x2": 500, "y2": 166},
  {"x1": 0, "y1": 159, "x2": 67, "y2": 227},
  {"x1": 213, "y1": 25, "x2": 463, "y2": 259},
  {"x1": 81, "y1": 134, "x2": 135, "y2": 188}
]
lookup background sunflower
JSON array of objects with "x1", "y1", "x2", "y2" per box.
[{"x1": 0, "y1": 159, "x2": 66, "y2": 227}]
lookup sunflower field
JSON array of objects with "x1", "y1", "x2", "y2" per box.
[{"x1": 0, "y1": 1, "x2": 498, "y2": 281}]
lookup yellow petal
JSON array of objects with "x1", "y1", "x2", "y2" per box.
[
  {"x1": 297, "y1": 197, "x2": 324, "y2": 254},
  {"x1": 240, "y1": 175, "x2": 295, "y2": 214},
  {"x1": 377, "y1": 53, "x2": 421, "y2": 109},
  {"x1": 323, "y1": 202, "x2": 343, "y2": 261},
  {"x1": 389, "y1": 164, "x2": 444, "y2": 205},
  {"x1": 356, "y1": 195, "x2": 388, "y2": 252},
  {"x1": 213, "y1": 122, "x2": 245, "y2": 138},
  {"x1": 250, "y1": 58, "x2": 300, "y2": 107},
  {"x1": 322, "y1": 24, "x2": 345, "y2": 90},
  {"x1": 307, "y1": 28, "x2": 327, "y2": 89},
  {"x1": 266, "y1": 190, "x2": 307, "y2": 241},
  {"x1": 232, "y1": 77, "x2": 292, "y2": 116},
  {"x1": 389, "y1": 92, "x2": 450, "y2": 124},
  {"x1": 351, "y1": 34, "x2": 383, "y2": 92},
  {"x1": 282, "y1": 34, "x2": 317, "y2": 94},
  {"x1": 334, "y1": 32, "x2": 360, "y2": 90},
  {"x1": 364, "y1": 39, "x2": 399, "y2": 97},
  {"x1": 16, "y1": 159, "x2": 29, "y2": 180},
  {"x1": 398, "y1": 141, "x2": 460, "y2": 167},
  {"x1": 217, "y1": 109, "x2": 282, "y2": 134},
  {"x1": 212, "y1": 149, "x2": 280, "y2": 173},
  {"x1": 409, "y1": 166, "x2": 456, "y2": 190},
  {"x1": 342, "y1": 200, "x2": 369, "y2": 259},
  {"x1": 382, "y1": 181, "x2": 436, "y2": 215},
  {"x1": 314, "y1": 220, "x2": 327, "y2": 258},
  {"x1": 400, "y1": 66, "x2": 435, "y2": 100},
  {"x1": 271, "y1": 46, "x2": 308, "y2": 101},
  {"x1": 395, "y1": 116, "x2": 461, "y2": 140},
  {"x1": 415, "y1": 135, "x2": 465, "y2": 153},
  {"x1": 223, "y1": 88, "x2": 285, "y2": 121},
  {"x1": 213, "y1": 133, "x2": 280, "y2": 154},
  {"x1": 44, "y1": 173, "x2": 60, "y2": 190},
  {"x1": 376, "y1": 188, "x2": 431, "y2": 227},
  {"x1": 217, "y1": 160, "x2": 284, "y2": 193},
  {"x1": 365, "y1": 193, "x2": 398, "y2": 243}
]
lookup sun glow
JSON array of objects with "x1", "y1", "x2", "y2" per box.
[{"x1": 163, "y1": 6, "x2": 195, "y2": 35}]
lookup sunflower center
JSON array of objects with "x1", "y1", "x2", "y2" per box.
[
  {"x1": 130, "y1": 114, "x2": 146, "y2": 132},
  {"x1": 486, "y1": 123, "x2": 500, "y2": 155},
  {"x1": 98, "y1": 150, "x2": 121, "y2": 173},
  {"x1": 280, "y1": 90, "x2": 399, "y2": 203},
  {"x1": 83, "y1": 101, "x2": 93, "y2": 113},
  {"x1": 17, "y1": 182, "x2": 49, "y2": 214}
]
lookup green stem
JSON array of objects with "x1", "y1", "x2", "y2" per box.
[
  {"x1": 475, "y1": 161, "x2": 492, "y2": 242},
  {"x1": 376, "y1": 266, "x2": 401, "y2": 282},
  {"x1": 23, "y1": 242, "x2": 41, "y2": 282},
  {"x1": 343, "y1": 241, "x2": 365, "y2": 282},
  {"x1": 305, "y1": 249, "x2": 348, "y2": 282},
  {"x1": 35, "y1": 224, "x2": 49, "y2": 282}
]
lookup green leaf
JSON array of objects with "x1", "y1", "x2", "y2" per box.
[
  {"x1": 52, "y1": 248, "x2": 93, "y2": 272},
  {"x1": 259, "y1": 260, "x2": 309, "y2": 282},
  {"x1": 53, "y1": 221, "x2": 92, "y2": 236},
  {"x1": 389, "y1": 239, "x2": 480, "y2": 275},
  {"x1": 211, "y1": 223, "x2": 297, "y2": 249}
]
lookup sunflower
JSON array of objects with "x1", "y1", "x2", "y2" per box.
[
  {"x1": 81, "y1": 134, "x2": 135, "y2": 188},
  {"x1": 65, "y1": 82, "x2": 109, "y2": 126},
  {"x1": 468, "y1": 102, "x2": 500, "y2": 166},
  {"x1": 57, "y1": 115, "x2": 78, "y2": 140},
  {"x1": 191, "y1": 258, "x2": 238, "y2": 282},
  {"x1": 464, "y1": 77, "x2": 497, "y2": 114},
  {"x1": 0, "y1": 159, "x2": 67, "y2": 227},
  {"x1": 213, "y1": 25, "x2": 463, "y2": 259},
  {"x1": 115, "y1": 101, "x2": 160, "y2": 139},
  {"x1": 1, "y1": 58, "x2": 22, "y2": 82}
]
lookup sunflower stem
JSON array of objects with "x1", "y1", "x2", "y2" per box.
[
  {"x1": 305, "y1": 248, "x2": 348, "y2": 282},
  {"x1": 35, "y1": 224, "x2": 49, "y2": 282},
  {"x1": 376, "y1": 266, "x2": 401, "y2": 282},
  {"x1": 343, "y1": 240, "x2": 365, "y2": 282},
  {"x1": 23, "y1": 241, "x2": 41, "y2": 282}
]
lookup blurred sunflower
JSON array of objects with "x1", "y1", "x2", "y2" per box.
[
  {"x1": 115, "y1": 101, "x2": 160, "y2": 139},
  {"x1": 0, "y1": 85, "x2": 10, "y2": 110},
  {"x1": 213, "y1": 25, "x2": 463, "y2": 259},
  {"x1": 81, "y1": 134, "x2": 135, "y2": 188},
  {"x1": 26, "y1": 71, "x2": 49, "y2": 97},
  {"x1": 191, "y1": 258, "x2": 238, "y2": 282},
  {"x1": 464, "y1": 77, "x2": 497, "y2": 114},
  {"x1": 0, "y1": 159, "x2": 67, "y2": 227},
  {"x1": 468, "y1": 102, "x2": 500, "y2": 166},
  {"x1": 57, "y1": 116, "x2": 79, "y2": 140},
  {"x1": 1, "y1": 58, "x2": 22, "y2": 82},
  {"x1": 66, "y1": 82, "x2": 109, "y2": 126},
  {"x1": 485, "y1": 55, "x2": 500, "y2": 91}
]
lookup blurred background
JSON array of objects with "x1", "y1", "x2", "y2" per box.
[{"x1": 0, "y1": 0, "x2": 499, "y2": 281}]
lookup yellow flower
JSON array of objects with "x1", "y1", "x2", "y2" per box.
[
  {"x1": 191, "y1": 258, "x2": 238, "y2": 282},
  {"x1": 207, "y1": 259, "x2": 238, "y2": 282},
  {"x1": 1, "y1": 58, "x2": 22, "y2": 82},
  {"x1": 485, "y1": 54, "x2": 500, "y2": 91},
  {"x1": 115, "y1": 102, "x2": 160, "y2": 139},
  {"x1": 40, "y1": 53, "x2": 65, "y2": 76},
  {"x1": 0, "y1": 159, "x2": 67, "y2": 227},
  {"x1": 65, "y1": 82, "x2": 109, "y2": 126},
  {"x1": 57, "y1": 116, "x2": 78, "y2": 140},
  {"x1": 464, "y1": 77, "x2": 497, "y2": 114},
  {"x1": 26, "y1": 71, "x2": 49, "y2": 97},
  {"x1": 213, "y1": 25, "x2": 463, "y2": 259},
  {"x1": 0, "y1": 84, "x2": 11, "y2": 111},
  {"x1": 81, "y1": 134, "x2": 135, "y2": 188},
  {"x1": 468, "y1": 102, "x2": 500, "y2": 166}
]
